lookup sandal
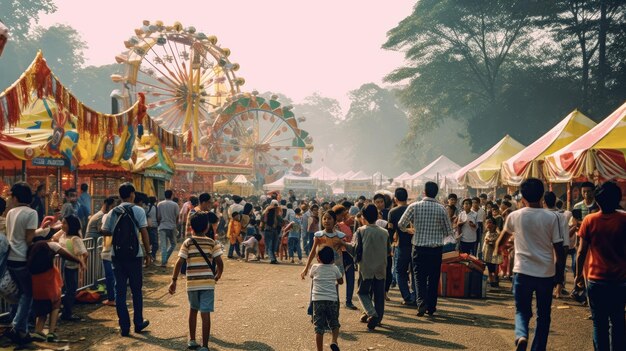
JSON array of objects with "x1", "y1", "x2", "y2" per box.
[
  {"x1": 46, "y1": 332, "x2": 59, "y2": 342},
  {"x1": 187, "y1": 339, "x2": 199, "y2": 349},
  {"x1": 30, "y1": 331, "x2": 46, "y2": 342},
  {"x1": 102, "y1": 300, "x2": 116, "y2": 306}
]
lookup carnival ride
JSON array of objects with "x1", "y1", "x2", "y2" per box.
[
  {"x1": 113, "y1": 20, "x2": 243, "y2": 146},
  {"x1": 205, "y1": 92, "x2": 313, "y2": 184},
  {"x1": 113, "y1": 21, "x2": 313, "y2": 188}
]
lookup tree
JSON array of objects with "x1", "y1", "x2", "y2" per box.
[
  {"x1": 0, "y1": 0, "x2": 56, "y2": 42},
  {"x1": 33, "y1": 25, "x2": 87, "y2": 87},
  {"x1": 342, "y1": 83, "x2": 408, "y2": 174}
]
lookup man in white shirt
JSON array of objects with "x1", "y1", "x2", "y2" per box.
[
  {"x1": 457, "y1": 198, "x2": 478, "y2": 255},
  {"x1": 472, "y1": 197, "x2": 486, "y2": 257},
  {"x1": 5, "y1": 182, "x2": 38, "y2": 343},
  {"x1": 496, "y1": 178, "x2": 565, "y2": 351}
]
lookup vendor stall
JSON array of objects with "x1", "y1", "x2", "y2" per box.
[{"x1": 454, "y1": 135, "x2": 525, "y2": 189}]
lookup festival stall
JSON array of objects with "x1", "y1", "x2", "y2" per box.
[
  {"x1": 214, "y1": 175, "x2": 254, "y2": 196},
  {"x1": 454, "y1": 135, "x2": 525, "y2": 190},
  {"x1": 344, "y1": 171, "x2": 373, "y2": 197},
  {"x1": 263, "y1": 174, "x2": 317, "y2": 194},
  {"x1": 372, "y1": 171, "x2": 391, "y2": 189},
  {"x1": 391, "y1": 172, "x2": 413, "y2": 187},
  {"x1": 544, "y1": 102, "x2": 626, "y2": 202},
  {"x1": 0, "y1": 51, "x2": 174, "y2": 211},
  {"x1": 129, "y1": 134, "x2": 176, "y2": 198},
  {"x1": 310, "y1": 166, "x2": 338, "y2": 183},
  {"x1": 410, "y1": 155, "x2": 461, "y2": 187},
  {"x1": 501, "y1": 110, "x2": 596, "y2": 186}
]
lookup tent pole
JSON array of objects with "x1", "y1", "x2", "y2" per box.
[
  {"x1": 21, "y1": 161, "x2": 26, "y2": 181},
  {"x1": 566, "y1": 182, "x2": 571, "y2": 211}
]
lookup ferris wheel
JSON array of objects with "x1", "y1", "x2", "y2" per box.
[
  {"x1": 112, "y1": 20, "x2": 244, "y2": 145},
  {"x1": 205, "y1": 92, "x2": 313, "y2": 179}
]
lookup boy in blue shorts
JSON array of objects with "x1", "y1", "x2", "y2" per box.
[{"x1": 169, "y1": 212, "x2": 224, "y2": 351}]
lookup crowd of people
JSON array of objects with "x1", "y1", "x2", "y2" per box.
[{"x1": 0, "y1": 178, "x2": 623, "y2": 351}]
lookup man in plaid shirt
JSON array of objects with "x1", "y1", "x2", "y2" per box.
[{"x1": 398, "y1": 181, "x2": 454, "y2": 317}]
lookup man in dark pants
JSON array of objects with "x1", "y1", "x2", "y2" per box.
[
  {"x1": 354, "y1": 204, "x2": 390, "y2": 330},
  {"x1": 398, "y1": 181, "x2": 454, "y2": 317},
  {"x1": 102, "y1": 183, "x2": 152, "y2": 336},
  {"x1": 388, "y1": 188, "x2": 416, "y2": 305}
]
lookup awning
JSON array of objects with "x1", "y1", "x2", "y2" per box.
[
  {"x1": 455, "y1": 135, "x2": 525, "y2": 189},
  {"x1": 502, "y1": 110, "x2": 596, "y2": 185},
  {"x1": 544, "y1": 102, "x2": 626, "y2": 182}
]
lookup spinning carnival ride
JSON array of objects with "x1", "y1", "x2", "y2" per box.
[
  {"x1": 113, "y1": 21, "x2": 312, "y2": 187},
  {"x1": 206, "y1": 92, "x2": 313, "y2": 184},
  {"x1": 113, "y1": 20, "x2": 243, "y2": 145}
]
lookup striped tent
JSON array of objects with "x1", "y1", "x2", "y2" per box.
[
  {"x1": 501, "y1": 110, "x2": 596, "y2": 185},
  {"x1": 455, "y1": 135, "x2": 525, "y2": 189},
  {"x1": 544, "y1": 102, "x2": 626, "y2": 182}
]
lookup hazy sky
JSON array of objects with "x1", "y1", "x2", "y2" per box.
[{"x1": 38, "y1": 0, "x2": 414, "y2": 110}]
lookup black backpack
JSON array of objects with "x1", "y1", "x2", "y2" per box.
[{"x1": 112, "y1": 205, "x2": 140, "y2": 260}]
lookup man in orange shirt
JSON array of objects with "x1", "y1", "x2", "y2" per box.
[{"x1": 575, "y1": 181, "x2": 626, "y2": 351}]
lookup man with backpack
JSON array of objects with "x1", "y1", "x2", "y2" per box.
[{"x1": 102, "y1": 183, "x2": 152, "y2": 337}]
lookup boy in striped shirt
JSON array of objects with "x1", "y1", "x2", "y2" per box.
[{"x1": 169, "y1": 212, "x2": 224, "y2": 351}]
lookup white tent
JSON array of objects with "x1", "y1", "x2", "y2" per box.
[
  {"x1": 409, "y1": 155, "x2": 461, "y2": 185},
  {"x1": 232, "y1": 174, "x2": 251, "y2": 185},
  {"x1": 262, "y1": 174, "x2": 317, "y2": 192},
  {"x1": 337, "y1": 170, "x2": 355, "y2": 180},
  {"x1": 310, "y1": 166, "x2": 338, "y2": 183},
  {"x1": 350, "y1": 171, "x2": 371, "y2": 181},
  {"x1": 372, "y1": 171, "x2": 391, "y2": 187}
]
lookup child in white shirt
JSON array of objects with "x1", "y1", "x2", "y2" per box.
[{"x1": 307, "y1": 246, "x2": 343, "y2": 351}]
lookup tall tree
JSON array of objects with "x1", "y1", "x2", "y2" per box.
[{"x1": 0, "y1": 0, "x2": 56, "y2": 42}]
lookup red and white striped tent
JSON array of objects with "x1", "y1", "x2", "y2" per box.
[{"x1": 544, "y1": 102, "x2": 626, "y2": 182}]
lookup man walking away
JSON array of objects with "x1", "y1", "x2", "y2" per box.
[
  {"x1": 575, "y1": 181, "x2": 626, "y2": 351},
  {"x1": 354, "y1": 204, "x2": 390, "y2": 330},
  {"x1": 102, "y1": 183, "x2": 152, "y2": 337},
  {"x1": 398, "y1": 181, "x2": 453, "y2": 317},
  {"x1": 157, "y1": 190, "x2": 179, "y2": 267},
  {"x1": 495, "y1": 178, "x2": 565, "y2": 351}
]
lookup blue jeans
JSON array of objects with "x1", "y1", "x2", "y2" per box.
[
  {"x1": 358, "y1": 277, "x2": 385, "y2": 321},
  {"x1": 343, "y1": 253, "x2": 355, "y2": 305},
  {"x1": 103, "y1": 259, "x2": 116, "y2": 301},
  {"x1": 112, "y1": 258, "x2": 144, "y2": 331},
  {"x1": 304, "y1": 232, "x2": 314, "y2": 255},
  {"x1": 412, "y1": 246, "x2": 442, "y2": 312},
  {"x1": 513, "y1": 273, "x2": 554, "y2": 350},
  {"x1": 392, "y1": 246, "x2": 399, "y2": 285},
  {"x1": 159, "y1": 229, "x2": 176, "y2": 265},
  {"x1": 396, "y1": 245, "x2": 416, "y2": 303},
  {"x1": 147, "y1": 227, "x2": 158, "y2": 260},
  {"x1": 567, "y1": 249, "x2": 576, "y2": 276},
  {"x1": 7, "y1": 263, "x2": 32, "y2": 333},
  {"x1": 228, "y1": 242, "x2": 241, "y2": 257},
  {"x1": 264, "y1": 228, "x2": 279, "y2": 261},
  {"x1": 288, "y1": 237, "x2": 302, "y2": 260},
  {"x1": 587, "y1": 280, "x2": 626, "y2": 351},
  {"x1": 62, "y1": 266, "x2": 78, "y2": 317}
]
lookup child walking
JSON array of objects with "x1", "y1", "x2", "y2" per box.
[
  {"x1": 308, "y1": 246, "x2": 343, "y2": 351},
  {"x1": 481, "y1": 218, "x2": 503, "y2": 287},
  {"x1": 169, "y1": 212, "x2": 224, "y2": 351},
  {"x1": 285, "y1": 208, "x2": 303, "y2": 263}
]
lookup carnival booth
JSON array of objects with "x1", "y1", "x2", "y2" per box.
[
  {"x1": 391, "y1": 172, "x2": 413, "y2": 187},
  {"x1": 544, "y1": 102, "x2": 626, "y2": 203},
  {"x1": 344, "y1": 171, "x2": 373, "y2": 197},
  {"x1": 214, "y1": 175, "x2": 254, "y2": 196},
  {"x1": 454, "y1": 135, "x2": 525, "y2": 191},
  {"x1": 263, "y1": 174, "x2": 317, "y2": 195},
  {"x1": 410, "y1": 156, "x2": 461, "y2": 186},
  {"x1": 372, "y1": 171, "x2": 391, "y2": 190},
  {"x1": 501, "y1": 110, "x2": 596, "y2": 186},
  {"x1": 310, "y1": 166, "x2": 338, "y2": 183}
]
